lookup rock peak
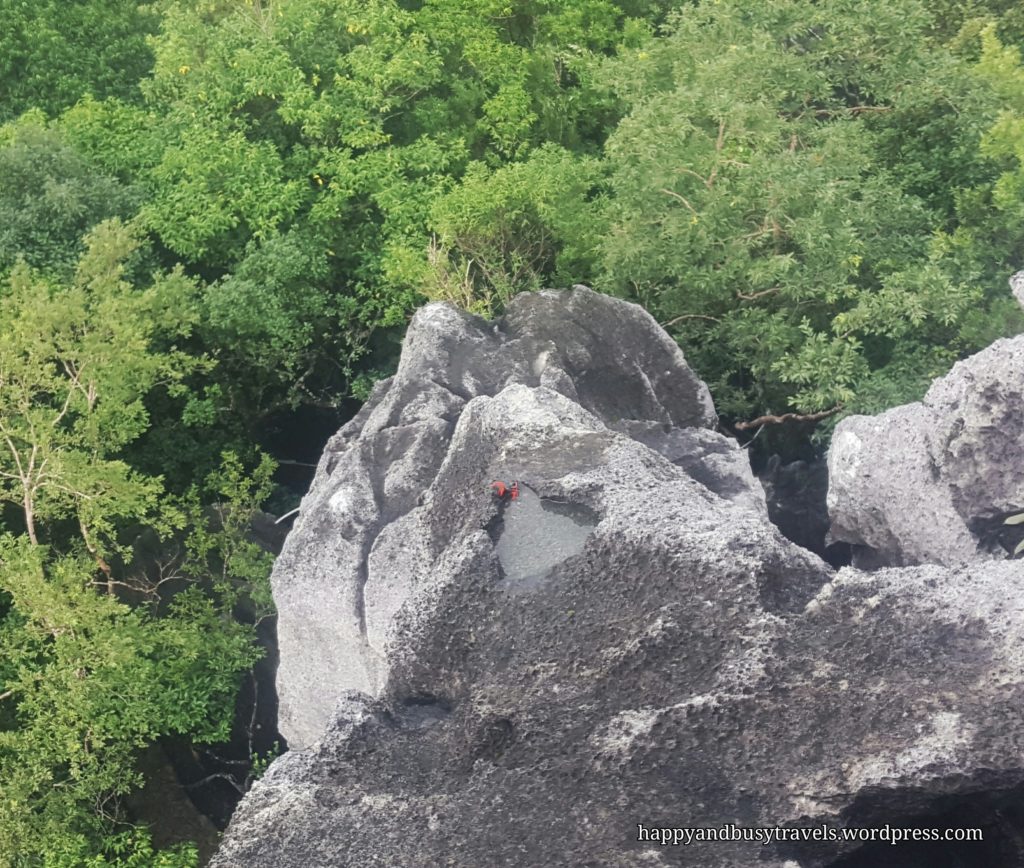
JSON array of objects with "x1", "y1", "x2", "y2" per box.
[{"x1": 217, "y1": 290, "x2": 1024, "y2": 868}]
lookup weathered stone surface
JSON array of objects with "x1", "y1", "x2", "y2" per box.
[
  {"x1": 215, "y1": 380, "x2": 1024, "y2": 865},
  {"x1": 1011, "y1": 270, "x2": 1024, "y2": 310},
  {"x1": 270, "y1": 287, "x2": 765, "y2": 749},
  {"x1": 827, "y1": 335, "x2": 1024, "y2": 568},
  {"x1": 216, "y1": 288, "x2": 1024, "y2": 867}
]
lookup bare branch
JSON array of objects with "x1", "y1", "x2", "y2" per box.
[
  {"x1": 198, "y1": 747, "x2": 251, "y2": 768},
  {"x1": 673, "y1": 167, "x2": 710, "y2": 188},
  {"x1": 185, "y1": 772, "x2": 246, "y2": 795},
  {"x1": 87, "y1": 578, "x2": 151, "y2": 592},
  {"x1": 736, "y1": 287, "x2": 782, "y2": 301},
  {"x1": 659, "y1": 188, "x2": 698, "y2": 215},
  {"x1": 785, "y1": 105, "x2": 891, "y2": 123},
  {"x1": 813, "y1": 105, "x2": 890, "y2": 118},
  {"x1": 741, "y1": 424, "x2": 767, "y2": 450},
  {"x1": 0, "y1": 418, "x2": 27, "y2": 482},
  {"x1": 735, "y1": 404, "x2": 843, "y2": 431},
  {"x1": 88, "y1": 573, "x2": 197, "y2": 596},
  {"x1": 51, "y1": 385, "x2": 76, "y2": 429},
  {"x1": 660, "y1": 314, "x2": 721, "y2": 328}
]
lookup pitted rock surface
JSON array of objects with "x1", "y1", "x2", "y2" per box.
[
  {"x1": 827, "y1": 335, "x2": 1024, "y2": 567},
  {"x1": 216, "y1": 382, "x2": 1024, "y2": 865},
  {"x1": 217, "y1": 290, "x2": 1024, "y2": 867},
  {"x1": 270, "y1": 287, "x2": 764, "y2": 749}
]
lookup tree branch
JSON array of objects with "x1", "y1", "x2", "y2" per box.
[
  {"x1": 659, "y1": 188, "x2": 698, "y2": 215},
  {"x1": 673, "y1": 167, "x2": 711, "y2": 188},
  {"x1": 78, "y1": 515, "x2": 113, "y2": 593},
  {"x1": 812, "y1": 105, "x2": 891, "y2": 118},
  {"x1": 660, "y1": 314, "x2": 721, "y2": 328},
  {"x1": 736, "y1": 287, "x2": 782, "y2": 301},
  {"x1": 735, "y1": 404, "x2": 843, "y2": 431},
  {"x1": 184, "y1": 772, "x2": 246, "y2": 795},
  {"x1": 706, "y1": 119, "x2": 727, "y2": 188}
]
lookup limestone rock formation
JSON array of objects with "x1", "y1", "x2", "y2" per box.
[
  {"x1": 1011, "y1": 270, "x2": 1024, "y2": 310},
  {"x1": 216, "y1": 288, "x2": 1024, "y2": 867},
  {"x1": 270, "y1": 286, "x2": 766, "y2": 749},
  {"x1": 827, "y1": 335, "x2": 1024, "y2": 567},
  {"x1": 217, "y1": 552, "x2": 1024, "y2": 867}
]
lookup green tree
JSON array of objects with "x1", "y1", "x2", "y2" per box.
[
  {"x1": 0, "y1": 222, "x2": 274, "y2": 864},
  {"x1": 0, "y1": 541, "x2": 249, "y2": 866},
  {"x1": 418, "y1": 144, "x2": 604, "y2": 313},
  {"x1": 0, "y1": 119, "x2": 140, "y2": 280},
  {"x1": 926, "y1": 0, "x2": 1024, "y2": 50},
  {"x1": 958, "y1": 25, "x2": 1024, "y2": 282},
  {"x1": 595, "y1": 0, "x2": 1015, "y2": 422},
  {"x1": 0, "y1": 220, "x2": 197, "y2": 555},
  {"x1": 0, "y1": 0, "x2": 157, "y2": 123},
  {"x1": 53, "y1": 0, "x2": 666, "y2": 424}
]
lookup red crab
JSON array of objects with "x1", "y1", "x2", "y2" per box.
[{"x1": 490, "y1": 480, "x2": 520, "y2": 500}]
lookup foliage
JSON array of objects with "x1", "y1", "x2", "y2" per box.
[
  {"x1": 181, "y1": 452, "x2": 277, "y2": 624},
  {"x1": 0, "y1": 120, "x2": 140, "y2": 280},
  {"x1": 420, "y1": 145, "x2": 604, "y2": 313},
  {"x1": 916, "y1": 22, "x2": 1024, "y2": 356},
  {"x1": 249, "y1": 740, "x2": 282, "y2": 781},
  {"x1": 0, "y1": 0, "x2": 156, "y2": 124},
  {"x1": 594, "y1": 0, "x2": 1017, "y2": 421},
  {"x1": 0, "y1": 220, "x2": 199, "y2": 553},
  {"x1": 4, "y1": 0, "x2": 1024, "y2": 859},
  {"x1": 0, "y1": 447, "x2": 274, "y2": 864},
  {"x1": 198, "y1": 227, "x2": 347, "y2": 419},
  {"x1": 927, "y1": 0, "x2": 1024, "y2": 50},
  {"x1": 0, "y1": 540, "x2": 254, "y2": 865},
  {"x1": 975, "y1": 26, "x2": 1024, "y2": 239},
  {"x1": 54, "y1": 0, "x2": 658, "y2": 421},
  {"x1": 0, "y1": 222, "x2": 274, "y2": 863}
]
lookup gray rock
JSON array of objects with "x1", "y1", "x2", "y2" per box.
[
  {"x1": 271, "y1": 287, "x2": 762, "y2": 748},
  {"x1": 215, "y1": 384, "x2": 1024, "y2": 866},
  {"x1": 216, "y1": 290, "x2": 1024, "y2": 867},
  {"x1": 827, "y1": 335, "x2": 1024, "y2": 567},
  {"x1": 1011, "y1": 270, "x2": 1024, "y2": 310}
]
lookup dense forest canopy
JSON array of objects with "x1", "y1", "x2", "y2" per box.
[{"x1": 2, "y1": 0, "x2": 1024, "y2": 863}]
